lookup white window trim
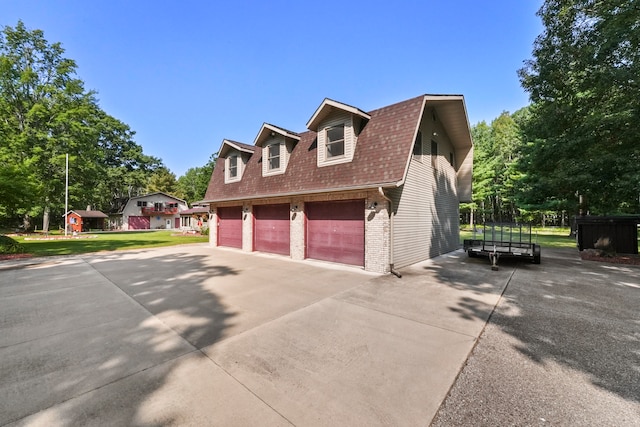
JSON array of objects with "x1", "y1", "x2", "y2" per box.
[
  {"x1": 225, "y1": 154, "x2": 241, "y2": 183},
  {"x1": 325, "y1": 125, "x2": 346, "y2": 160},
  {"x1": 263, "y1": 141, "x2": 285, "y2": 176},
  {"x1": 317, "y1": 117, "x2": 354, "y2": 168}
]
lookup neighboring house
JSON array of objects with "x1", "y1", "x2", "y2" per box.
[
  {"x1": 63, "y1": 209, "x2": 108, "y2": 232},
  {"x1": 179, "y1": 205, "x2": 210, "y2": 231},
  {"x1": 202, "y1": 94, "x2": 473, "y2": 274},
  {"x1": 120, "y1": 192, "x2": 188, "y2": 230}
]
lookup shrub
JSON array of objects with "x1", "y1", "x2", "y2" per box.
[{"x1": 0, "y1": 235, "x2": 25, "y2": 254}]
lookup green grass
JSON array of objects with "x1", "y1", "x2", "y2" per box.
[
  {"x1": 11, "y1": 230, "x2": 209, "y2": 257},
  {"x1": 460, "y1": 226, "x2": 576, "y2": 249}
]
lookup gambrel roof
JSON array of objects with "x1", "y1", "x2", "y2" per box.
[{"x1": 204, "y1": 94, "x2": 472, "y2": 203}]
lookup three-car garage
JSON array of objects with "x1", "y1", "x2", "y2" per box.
[{"x1": 215, "y1": 199, "x2": 365, "y2": 267}]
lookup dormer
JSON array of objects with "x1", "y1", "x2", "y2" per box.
[
  {"x1": 306, "y1": 98, "x2": 371, "y2": 167},
  {"x1": 218, "y1": 139, "x2": 255, "y2": 183},
  {"x1": 253, "y1": 123, "x2": 300, "y2": 177}
]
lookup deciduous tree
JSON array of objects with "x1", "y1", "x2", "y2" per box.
[
  {"x1": 0, "y1": 21, "x2": 162, "y2": 229},
  {"x1": 518, "y1": 0, "x2": 640, "y2": 214}
]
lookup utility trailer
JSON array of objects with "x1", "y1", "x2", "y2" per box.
[{"x1": 463, "y1": 223, "x2": 541, "y2": 270}]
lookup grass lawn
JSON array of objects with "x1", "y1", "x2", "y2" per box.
[
  {"x1": 460, "y1": 226, "x2": 577, "y2": 249},
  {"x1": 11, "y1": 230, "x2": 209, "y2": 257}
]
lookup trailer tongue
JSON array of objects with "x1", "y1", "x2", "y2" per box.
[{"x1": 463, "y1": 223, "x2": 541, "y2": 270}]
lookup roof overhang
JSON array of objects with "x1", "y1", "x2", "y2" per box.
[
  {"x1": 254, "y1": 123, "x2": 301, "y2": 147},
  {"x1": 424, "y1": 95, "x2": 472, "y2": 150},
  {"x1": 218, "y1": 139, "x2": 255, "y2": 158},
  {"x1": 306, "y1": 98, "x2": 371, "y2": 131}
]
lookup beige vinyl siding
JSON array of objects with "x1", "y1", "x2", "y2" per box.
[
  {"x1": 317, "y1": 113, "x2": 356, "y2": 167},
  {"x1": 390, "y1": 112, "x2": 460, "y2": 268}
]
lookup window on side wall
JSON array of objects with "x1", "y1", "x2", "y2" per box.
[
  {"x1": 413, "y1": 130, "x2": 422, "y2": 160},
  {"x1": 431, "y1": 140, "x2": 438, "y2": 169},
  {"x1": 326, "y1": 125, "x2": 345, "y2": 158},
  {"x1": 449, "y1": 152, "x2": 454, "y2": 167},
  {"x1": 268, "y1": 143, "x2": 281, "y2": 170}
]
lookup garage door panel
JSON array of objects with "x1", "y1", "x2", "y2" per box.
[
  {"x1": 306, "y1": 200, "x2": 364, "y2": 266},
  {"x1": 218, "y1": 206, "x2": 242, "y2": 248},
  {"x1": 254, "y1": 204, "x2": 290, "y2": 255}
]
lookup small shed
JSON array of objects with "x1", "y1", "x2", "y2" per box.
[
  {"x1": 64, "y1": 209, "x2": 109, "y2": 233},
  {"x1": 576, "y1": 216, "x2": 640, "y2": 254}
]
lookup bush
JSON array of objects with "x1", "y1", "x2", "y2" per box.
[
  {"x1": 0, "y1": 235, "x2": 25, "y2": 254},
  {"x1": 201, "y1": 226, "x2": 209, "y2": 236}
]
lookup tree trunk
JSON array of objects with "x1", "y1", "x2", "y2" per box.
[
  {"x1": 470, "y1": 207, "x2": 475, "y2": 229},
  {"x1": 42, "y1": 206, "x2": 50, "y2": 232},
  {"x1": 22, "y1": 215, "x2": 32, "y2": 232}
]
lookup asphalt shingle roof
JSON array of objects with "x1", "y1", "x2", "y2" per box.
[{"x1": 204, "y1": 95, "x2": 425, "y2": 202}]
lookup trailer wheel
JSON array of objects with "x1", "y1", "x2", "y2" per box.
[
  {"x1": 533, "y1": 245, "x2": 541, "y2": 264},
  {"x1": 468, "y1": 250, "x2": 478, "y2": 258}
]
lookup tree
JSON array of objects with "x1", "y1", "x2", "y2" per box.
[
  {"x1": 175, "y1": 154, "x2": 216, "y2": 205},
  {"x1": 518, "y1": 0, "x2": 640, "y2": 214},
  {"x1": 469, "y1": 111, "x2": 524, "y2": 223},
  {"x1": 146, "y1": 167, "x2": 178, "y2": 195},
  {"x1": 0, "y1": 21, "x2": 162, "y2": 230}
]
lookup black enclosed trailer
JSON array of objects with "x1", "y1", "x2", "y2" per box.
[
  {"x1": 463, "y1": 223, "x2": 541, "y2": 269},
  {"x1": 575, "y1": 215, "x2": 639, "y2": 254}
]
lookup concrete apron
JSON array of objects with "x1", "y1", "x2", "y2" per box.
[{"x1": 0, "y1": 245, "x2": 512, "y2": 426}]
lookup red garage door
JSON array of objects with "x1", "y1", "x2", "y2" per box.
[
  {"x1": 128, "y1": 216, "x2": 150, "y2": 230},
  {"x1": 254, "y1": 204, "x2": 290, "y2": 255},
  {"x1": 218, "y1": 206, "x2": 242, "y2": 248},
  {"x1": 306, "y1": 200, "x2": 364, "y2": 266}
]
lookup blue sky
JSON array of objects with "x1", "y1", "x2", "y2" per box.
[{"x1": 3, "y1": 0, "x2": 543, "y2": 177}]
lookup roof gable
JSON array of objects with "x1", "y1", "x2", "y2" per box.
[
  {"x1": 218, "y1": 139, "x2": 256, "y2": 158},
  {"x1": 254, "y1": 123, "x2": 300, "y2": 147},
  {"x1": 127, "y1": 192, "x2": 187, "y2": 204},
  {"x1": 306, "y1": 98, "x2": 371, "y2": 131}
]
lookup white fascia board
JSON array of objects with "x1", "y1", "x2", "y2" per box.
[{"x1": 306, "y1": 98, "x2": 371, "y2": 130}]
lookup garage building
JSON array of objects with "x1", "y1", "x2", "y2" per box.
[{"x1": 202, "y1": 95, "x2": 473, "y2": 274}]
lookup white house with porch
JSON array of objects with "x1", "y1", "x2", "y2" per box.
[{"x1": 120, "y1": 192, "x2": 188, "y2": 230}]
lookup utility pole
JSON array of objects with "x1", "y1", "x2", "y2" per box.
[{"x1": 64, "y1": 154, "x2": 68, "y2": 236}]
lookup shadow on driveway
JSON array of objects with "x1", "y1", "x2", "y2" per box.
[
  {"x1": 0, "y1": 248, "x2": 237, "y2": 426},
  {"x1": 429, "y1": 247, "x2": 640, "y2": 424}
]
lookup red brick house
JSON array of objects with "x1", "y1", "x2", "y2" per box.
[
  {"x1": 64, "y1": 209, "x2": 108, "y2": 233},
  {"x1": 202, "y1": 95, "x2": 473, "y2": 273}
]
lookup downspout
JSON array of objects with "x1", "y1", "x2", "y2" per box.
[{"x1": 378, "y1": 187, "x2": 402, "y2": 278}]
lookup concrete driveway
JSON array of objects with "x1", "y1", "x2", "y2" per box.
[
  {"x1": 2, "y1": 244, "x2": 638, "y2": 426},
  {"x1": 1, "y1": 244, "x2": 509, "y2": 426}
]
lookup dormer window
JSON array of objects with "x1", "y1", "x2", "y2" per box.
[
  {"x1": 254, "y1": 123, "x2": 299, "y2": 177},
  {"x1": 218, "y1": 139, "x2": 254, "y2": 184},
  {"x1": 268, "y1": 143, "x2": 281, "y2": 170},
  {"x1": 229, "y1": 155, "x2": 238, "y2": 178},
  {"x1": 306, "y1": 99, "x2": 371, "y2": 167},
  {"x1": 326, "y1": 125, "x2": 345, "y2": 158}
]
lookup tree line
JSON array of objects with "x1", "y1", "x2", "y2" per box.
[
  {"x1": 0, "y1": 21, "x2": 213, "y2": 231},
  {"x1": 466, "y1": 0, "x2": 639, "y2": 225}
]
